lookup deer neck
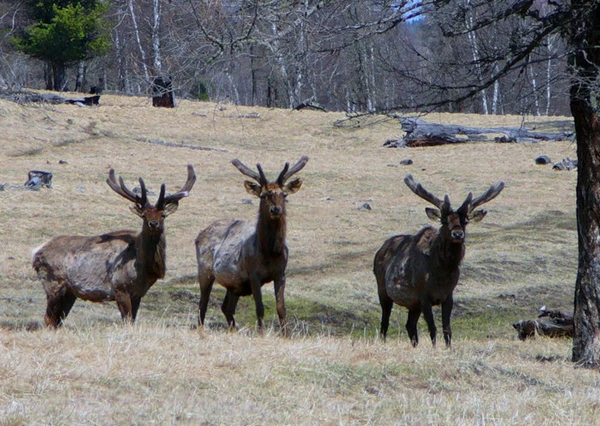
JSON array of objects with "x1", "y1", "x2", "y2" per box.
[
  {"x1": 256, "y1": 211, "x2": 287, "y2": 256},
  {"x1": 137, "y1": 228, "x2": 167, "y2": 279},
  {"x1": 431, "y1": 228, "x2": 465, "y2": 269}
]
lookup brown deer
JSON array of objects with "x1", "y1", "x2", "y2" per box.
[
  {"x1": 374, "y1": 175, "x2": 504, "y2": 347},
  {"x1": 195, "y1": 156, "x2": 308, "y2": 335},
  {"x1": 32, "y1": 165, "x2": 196, "y2": 327}
]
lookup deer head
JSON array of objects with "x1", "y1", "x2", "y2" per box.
[
  {"x1": 106, "y1": 164, "x2": 196, "y2": 232},
  {"x1": 231, "y1": 156, "x2": 308, "y2": 219},
  {"x1": 404, "y1": 174, "x2": 504, "y2": 243}
]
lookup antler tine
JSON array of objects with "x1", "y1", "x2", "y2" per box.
[
  {"x1": 231, "y1": 158, "x2": 262, "y2": 183},
  {"x1": 106, "y1": 169, "x2": 142, "y2": 204},
  {"x1": 457, "y1": 192, "x2": 473, "y2": 214},
  {"x1": 180, "y1": 164, "x2": 197, "y2": 193},
  {"x1": 155, "y1": 183, "x2": 166, "y2": 209},
  {"x1": 137, "y1": 178, "x2": 148, "y2": 207},
  {"x1": 280, "y1": 156, "x2": 309, "y2": 183},
  {"x1": 256, "y1": 163, "x2": 268, "y2": 185},
  {"x1": 163, "y1": 164, "x2": 197, "y2": 204},
  {"x1": 470, "y1": 181, "x2": 505, "y2": 211},
  {"x1": 404, "y1": 174, "x2": 445, "y2": 210},
  {"x1": 276, "y1": 162, "x2": 290, "y2": 185}
]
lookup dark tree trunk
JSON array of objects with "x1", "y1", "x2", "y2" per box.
[
  {"x1": 44, "y1": 62, "x2": 52, "y2": 91},
  {"x1": 570, "y1": 2, "x2": 600, "y2": 367},
  {"x1": 52, "y1": 61, "x2": 66, "y2": 92}
]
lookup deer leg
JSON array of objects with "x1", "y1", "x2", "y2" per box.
[
  {"x1": 378, "y1": 287, "x2": 394, "y2": 341},
  {"x1": 44, "y1": 289, "x2": 77, "y2": 328},
  {"x1": 406, "y1": 308, "x2": 421, "y2": 347},
  {"x1": 250, "y1": 275, "x2": 264, "y2": 330},
  {"x1": 421, "y1": 299, "x2": 437, "y2": 346},
  {"x1": 130, "y1": 296, "x2": 142, "y2": 322},
  {"x1": 198, "y1": 271, "x2": 215, "y2": 327},
  {"x1": 115, "y1": 290, "x2": 133, "y2": 323},
  {"x1": 274, "y1": 276, "x2": 288, "y2": 336},
  {"x1": 441, "y1": 296, "x2": 453, "y2": 347},
  {"x1": 221, "y1": 290, "x2": 239, "y2": 330}
]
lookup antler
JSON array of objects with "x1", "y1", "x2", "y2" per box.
[
  {"x1": 159, "y1": 164, "x2": 197, "y2": 207},
  {"x1": 107, "y1": 169, "x2": 149, "y2": 207},
  {"x1": 278, "y1": 156, "x2": 309, "y2": 184},
  {"x1": 404, "y1": 174, "x2": 445, "y2": 210},
  {"x1": 232, "y1": 156, "x2": 309, "y2": 186},
  {"x1": 470, "y1": 181, "x2": 505, "y2": 211},
  {"x1": 231, "y1": 158, "x2": 267, "y2": 185},
  {"x1": 108, "y1": 165, "x2": 196, "y2": 210}
]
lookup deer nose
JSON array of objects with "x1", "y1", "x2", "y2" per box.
[
  {"x1": 148, "y1": 220, "x2": 160, "y2": 229},
  {"x1": 451, "y1": 230, "x2": 464, "y2": 241},
  {"x1": 270, "y1": 206, "x2": 282, "y2": 216}
]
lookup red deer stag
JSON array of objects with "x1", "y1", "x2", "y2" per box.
[
  {"x1": 32, "y1": 165, "x2": 196, "y2": 327},
  {"x1": 374, "y1": 175, "x2": 504, "y2": 347},
  {"x1": 195, "y1": 156, "x2": 308, "y2": 335}
]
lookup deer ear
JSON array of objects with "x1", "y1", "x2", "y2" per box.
[
  {"x1": 425, "y1": 207, "x2": 441, "y2": 221},
  {"x1": 163, "y1": 202, "x2": 179, "y2": 217},
  {"x1": 244, "y1": 181, "x2": 262, "y2": 197},
  {"x1": 469, "y1": 209, "x2": 487, "y2": 222},
  {"x1": 425, "y1": 207, "x2": 442, "y2": 221},
  {"x1": 284, "y1": 178, "x2": 303, "y2": 194},
  {"x1": 129, "y1": 205, "x2": 144, "y2": 218}
]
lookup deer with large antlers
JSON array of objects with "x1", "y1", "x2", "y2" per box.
[
  {"x1": 32, "y1": 165, "x2": 196, "y2": 327},
  {"x1": 374, "y1": 175, "x2": 504, "y2": 347},
  {"x1": 195, "y1": 156, "x2": 308, "y2": 335}
]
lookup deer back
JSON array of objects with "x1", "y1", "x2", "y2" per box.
[
  {"x1": 375, "y1": 226, "x2": 438, "y2": 307},
  {"x1": 32, "y1": 231, "x2": 138, "y2": 301}
]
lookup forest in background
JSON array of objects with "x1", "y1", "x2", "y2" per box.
[{"x1": 0, "y1": 1, "x2": 570, "y2": 115}]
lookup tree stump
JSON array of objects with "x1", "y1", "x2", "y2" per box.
[
  {"x1": 152, "y1": 76, "x2": 175, "y2": 108},
  {"x1": 25, "y1": 170, "x2": 53, "y2": 189}
]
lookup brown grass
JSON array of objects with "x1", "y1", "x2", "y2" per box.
[{"x1": 0, "y1": 93, "x2": 586, "y2": 424}]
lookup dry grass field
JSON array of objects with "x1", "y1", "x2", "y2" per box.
[{"x1": 0, "y1": 92, "x2": 594, "y2": 425}]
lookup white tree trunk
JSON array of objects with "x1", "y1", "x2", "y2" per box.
[
  {"x1": 545, "y1": 35, "x2": 558, "y2": 116},
  {"x1": 492, "y1": 64, "x2": 501, "y2": 114},
  {"x1": 360, "y1": 42, "x2": 376, "y2": 112},
  {"x1": 269, "y1": 21, "x2": 294, "y2": 108},
  {"x1": 465, "y1": 4, "x2": 488, "y2": 114},
  {"x1": 113, "y1": 5, "x2": 130, "y2": 93},
  {"x1": 528, "y1": 59, "x2": 541, "y2": 116},
  {"x1": 152, "y1": 0, "x2": 162, "y2": 75},
  {"x1": 128, "y1": 0, "x2": 150, "y2": 82},
  {"x1": 75, "y1": 60, "x2": 85, "y2": 92}
]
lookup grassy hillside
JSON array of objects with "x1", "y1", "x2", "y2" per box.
[{"x1": 0, "y1": 93, "x2": 587, "y2": 424}]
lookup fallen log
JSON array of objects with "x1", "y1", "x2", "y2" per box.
[
  {"x1": 293, "y1": 98, "x2": 327, "y2": 112},
  {"x1": 513, "y1": 306, "x2": 574, "y2": 340},
  {"x1": 386, "y1": 115, "x2": 574, "y2": 147},
  {"x1": 0, "y1": 89, "x2": 100, "y2": 106}
]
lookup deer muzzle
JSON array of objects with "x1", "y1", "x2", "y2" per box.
[
  {"x1": 269, "y1": 206, "x2": 282, "y2": 217},
  {"x1": 451, "y1": 229, "x2": 465, "y2": 241}
]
